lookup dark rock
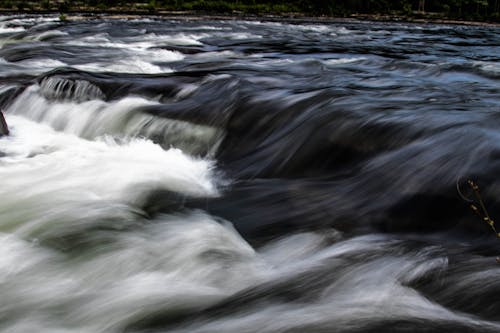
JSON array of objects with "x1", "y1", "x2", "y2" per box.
[
  {"x1": 0, "y1": 111, "x2": 8, "y2": 136},
  {"x1": 139, "y1": 189, "x2": 192, "y2": 216},
  {"x1": 0, "y1": 86, "x2": 25, "y2": 110}
]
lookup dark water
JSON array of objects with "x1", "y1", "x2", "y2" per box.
[{"x1": 0, "y1": 14, "x2": 500, "y2": 333}]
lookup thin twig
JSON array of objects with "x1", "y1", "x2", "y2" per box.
[{"x1": 457, "y1": 178, "x2": 500, "y2": 262}]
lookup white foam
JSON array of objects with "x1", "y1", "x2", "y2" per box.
[
  {"x1": 0, "y1": 58, "x2": 68, "y2": 77},
  {"x1": 72, "y1": 32, "x2": 207, "y2": 48},
  {"x1": 7, "y1": 85, "x2": 224, "y2": 155},
  {"x1": 167, "y1": 235, "x2": 500, "y2": 333},
  {"x1": 75, "y1": 58, "x2": 171, "y2": 74},
  {"x1": 194, "y1": 25, "x2": 230, "y2": 31},
  {"x1": 191, "y1": 50, "x2": 239, "y2": 60},
  {"x1": 158, "y1": 32, "x2": 207, "y2": 46},
  {"x1": 146, "y1": 48, "x2": 185, "y2": 62},
  {"x1": 0, "y1": 115, "x2": 217, "y2": 235},
  {"x1": 67, "y1": 33, "x2": 184, "y2": 74},
  {"x1": 9, "y1": 16, "x2": 60, "y2": 24},
  {"x1": 0, "y1": 25, "x2": 25, "y2": 33},
  {"x1": 0, "y1": 110, "x2": 252, "y2": 331},
  {"x1": 0, "y1": 211, "x2": 265, "y2": 333},
  {"x1": 224, "y1": 32, "x2": 262, "y2": 40},
  {"x1": 336, "y1": 26, "x2": 353, "y2": 35},
  {"x1": 241, "y1": 21, "x2": 354, "y2": 36},
  {"x1": 295, "y1": 24, "x2": 332, "y2": 33},
  {"x1": 239, "y1": 20, "x2": 283, "y2": 27},
  {"x1": 32, "y1": 29, "x2": 69, "y2": 41},
  {"x1": 324, "y1": 57, "x2": 367, "y2": 65},
  {"x1": 20, "y1": 58, "x2": 67, "y2": 68},
  {"x1": 473, "y1": 61, "x2": 500, "y2": 75}
]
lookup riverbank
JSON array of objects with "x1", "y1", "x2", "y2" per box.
[
  {"x1": 1, "y1": 0, "x2": 500, "y2": 23},
  {"x1": 1, "y1": 8, "x2": 499, "y2": 27}
]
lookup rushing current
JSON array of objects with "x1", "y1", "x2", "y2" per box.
[{"x1": 0, "y1": 14, "x2": 499, "y2": 333}]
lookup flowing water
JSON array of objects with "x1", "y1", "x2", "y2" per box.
[{"x1": 0, "y1": 14, "x2": 499, "y2": 333}]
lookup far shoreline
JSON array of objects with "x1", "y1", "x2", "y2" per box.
[{"x1": 1, "y1": 9, "x2": 499, "y2": 28}]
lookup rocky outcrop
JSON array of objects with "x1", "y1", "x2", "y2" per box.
[{"x1": 0, "y1": 111, "x2": 9, "y2": 136}]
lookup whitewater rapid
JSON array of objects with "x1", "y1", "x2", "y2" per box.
[
  {"x1": 0, "y1": 99, "x2": 241, "y2": 333},
  {"x1": 0, "y1": 13, "x2": 499, "y2": 333}
]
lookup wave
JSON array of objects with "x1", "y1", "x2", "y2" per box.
[
  {"x1": 5, "y1": 85, "x2": 224, "y2": 156},
  {"x1": 0, "y1": 115, "x2": 217, "y2": 240},
  {"x1": 74, "y1": 59, "x2": 173, "y2": 74}
]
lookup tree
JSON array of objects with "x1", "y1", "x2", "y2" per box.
[{"x1": 418, "y1": 0, "x2": 425, "y2": 12}]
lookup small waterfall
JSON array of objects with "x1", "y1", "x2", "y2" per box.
[
  {"x1": 39, "y1": 76, "x2": 105, "y2": 102},
  {"x1": 6, "y1": 84, "x2": 225, "y2": 156}
]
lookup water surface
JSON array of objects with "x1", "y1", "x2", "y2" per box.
[{"x1": 0, "y1": 14, "x2": 500, "y2": 333}]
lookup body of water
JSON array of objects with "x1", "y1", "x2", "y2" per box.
[{"x1": 0, "y1": 14, "x2": 500, "y2": 333}]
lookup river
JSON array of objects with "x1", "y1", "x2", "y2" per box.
[{"x1": 0, "y1": 14, "x2": 499, "y2": 333}]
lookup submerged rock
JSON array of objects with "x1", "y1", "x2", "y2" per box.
[{"x1": 0, "y1": 111, "x2": 8, "y2": 136}]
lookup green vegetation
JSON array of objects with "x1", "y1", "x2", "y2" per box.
[{"x1": 0, "y1": 0, "x2": 499, "y2": 22}]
